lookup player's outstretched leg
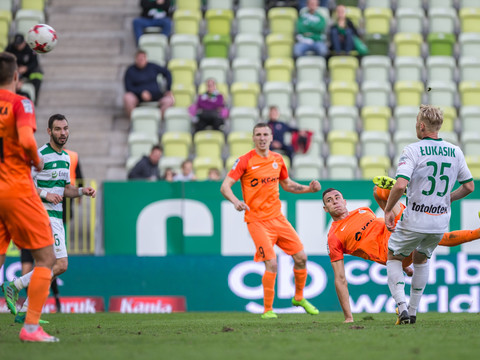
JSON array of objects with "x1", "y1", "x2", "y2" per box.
[
  {"x1": 19, "y1": 326, "x2": 59, "y2": 342},
  {"x1": 292, "y1": 298, "x2": 319, "y2": 315},
  {"x1": 1, "y1": 281, "x2": 19, "y2": 315}
]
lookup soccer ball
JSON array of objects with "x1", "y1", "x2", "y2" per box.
[{"x1": 26, "y1": 24, "x2": 58, "y2": 54}]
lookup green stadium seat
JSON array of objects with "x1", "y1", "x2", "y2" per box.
[
  {"x1": 176, "y1": 0, "x2": 201, "y2": 10},
  {"x1": 0, "y1": 0, "x2": 12, "y2": 11},
  {"x1": 465, "y1": 156, "x2": 480, "y2": 179},
  {"x1": 329, "y1": 56, "x2": 359, "y2": 83},
  {"x1": 427, "y1": 81, "x2": 456, "y2": 108},
  {"x1": 460, "y1": 8, "x2": 480, "y2": 33},
  {"x1": 264, "y1": 57, "x2": 294, "y2": 83},
  {"x1": 427, "y1": 0, "x2": 454, "y2": 8},
  {"x1": 293, "y1": 154, "x2": 323, "y2": 180},
  {"x1": 394, "y1": 33, "x2": 423, "y2": 57},
  {"x1": 460, "y1": 33, "x2": 480, "y2": 57},
  {"x1": 460, "y1": 106, "x2": 480, "y2": 134},
  {"x1": 261, "y1": 107, "x2": 293, "y2": 123},
  {"x1": 461, "y1": 0, "x2": 480, "y2": 7},
  {"x1": 231, "y1": 82, "x2": 260, "y2": 108},
  {"x1": 361, "y1": 106, "x2": 391, "y2": 132},
  {"x1": 394, "y1": 56, "x2": 423, "y2": 82},
  {"x1": 428, "y1": 8, "x2": 457, "y2": 34},
  {"x1": 328, "y1": 106, "x2": 358, "y2": 132},
  {"x1": 438, "y1": 106, "x2": 456, "y2": 132},
  {"x1": 164, "y1": 107, "x2": 191, "y2": 133},
  {"x1": 267, "y1": 7, "x2": 298, "y2": 35},
  {"x1": 342, "y1": 6, "x2": 362, "y2": 28},
  {"x1": 159, "y1": 156, "x2": 185, "y2": 175},
  {"x1": 19, "y1": 82, "x2": 35, "y2": 104},
  {"x1": 328, "y1": 81, "x2": 358, "y2": 107},
  {"x1": 266, "y1": 33, "x2": 293, "y2": 58},
  {"x1": 203, "y1": 34, "x2": 231, "y2": 58},
  {"x1": 394, "y1": 106, "x2": 418, "y2": 132},
  {"x1": 194, "y1": 130, "x2": 225, "y2": 159},
  {"x1": 360, "y1": 131, "x2": 390, "y2": 157},
  {"x1": 296, "y1": 106, "x2": 325, "y2": 134},
  {"x1": 360, "y1": 156, "x2": 391, "y2": 179},
  {"x1": 460, "y1": 57, "x2": 480, "y2": 82},
  {"x1": 205, "y1": 9, "x2": 234, "y2": 36},
  {"x1": 173, "y1": 9, "x2": 201, "y2": 35},
  {"x1": 396, "y1": 0, "x2": 422, "y2": 8},
  {"x1": 207, "y1": 0, "x2": 234, "y2": 10},
  {"x1": 327, "y1": 155, "x2": 357, "y2": 179},
  {"x1": 229, "y1": 107, "x2": 259, "y2": 132},
  {"x1": 427, "y1": 33, "x2": 456, "y2": 56},
  {"x1": 232, "y1": 58, "x2": 261, "y2": 83},
  {"x1": 361, "y1": 81, "x2": 391, "y2": 107},
  {"x1": 131, "y1": 107, "x2": 161, "y2": 135},
  {"x1": 138, "y1": 34, "x2": 168, "y2": 65},
  {"x1": 366, "y1": 0, "x2": 391, "y2": 7},
  {"x1": 199, "y1": 58, "x2": 229, "y2": 84},
  {"x1": 328, "y1": 130, "x2": 358, "y2": 156},
  {"x1": 234, "y1": 33, "x2": 263, "y2": 60},
  {"x1": 459, "y1": 81, "x2": 480, "y2": 106},
  {"x1": 171, "y1": 83, "x2": 196, "y2": 107},
  {"x1": 0, "y1": 10, "x2": 12, "y2": 44},
  {"x1": 228, "y1": 131, "x2": 253, "y2": 158},
  {"x1": 170, "y1": 34, "x2": 199, "y2": 61},
  {"x1": 263, "y1": 82, "x2": 293, "y2": 112},
  {"x1": 395, "y1": 8, "x2": 423, "y2": 34},
  {"x1": 236, "y1": 8, "x2": 265, "y2": 34},
  {"x1": 364, "y1": 33, "x2": 389, "y2": 56},
  {"x1": 439, "y1": 131, "x2": 459, "y2": 146},
  {"x1": 239, "y1": 0, "x2": 263, "y2": 8},
  {"x1": 128, "y1": 132, "x2": 159, "y2": 158},
  {"x1": 21, "y1": 0, "x2": 45, "y2": 10},
  {"x1": 361, "y1": 56, "x2": 391, "y2": 83},
  {"x1": 364, "y1": 8, "x2": 392, "y2": 35},
  {"x1": 168, "y1": 59, "x2": 197, "y2": 86},
  {"x1": 15, "y1": 9, "x2": 45, "y2": 36},
  {"x1": 393, "y1": 131, "x2": 417, "y2": 157},
  {"x1": 427, "y1": 56, "x2": 455, "y2": 82},
  {"x1": 161, "y1": 131, "x2": 192, "y2": 158},
  {"x1": 394, "y1": 81, "x2": 423, "y2": 106},
  {"x1": 296, "y1": 56, "x2": 326, "y2": 84},
  {"x1": 193, "y1": 157, "x2": 224, "y2": 180},
  {"x1": 296, "y1": 82, "x2": 325, "y2": 108}
]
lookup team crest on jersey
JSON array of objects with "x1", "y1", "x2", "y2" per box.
[
  {"x1": 232, "y1": 158, "x2": 240, "y2": 170},
  {"x1": 52, "y1": 171, "x2": 58, "y2": 178},
  {"x1": 272, "y1": 161, "x2": 278, "y2": 169},
  {"x1": 359, "y1": 209, "x2": 365, "y2": 214},
  {"x1": 21, "y1": 99, "x2": 33, "y2": 114}
]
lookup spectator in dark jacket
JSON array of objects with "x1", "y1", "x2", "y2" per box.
[
  {"x1": 133, "y1": 0, "x2": 172, "y2": 43},
  {"x1": 267, "y1": 106, "x2": 297, "y2": 163},
  {"x1": 330, "y1": 5, "x2": 359, "y2": 55},
  {"x1": 123, "y1": 50, "x2": 174, "y2": 118},
  {"x1": 128, "y1": 145, "x2": 162, "y2": 180},
  {"x1": 191, "y1": 78, "x2": 227, "y2": 133}
]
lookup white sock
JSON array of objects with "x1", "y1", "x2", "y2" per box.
[
  {"x1": 14, "y1": 271, "x2": 33, "y2": 291},
  {"x1": 19, "y1": 297, "x2": 29, "y2": 313},
  {"x1": 23, "y1": 324, "x2": 39, "y2": 332},
  {"x1": 408, "y1": 262, "x2": 429, "y2": 316},
  {"x1": 387, "y1": 260, "x2": 407, "y2": 314}
]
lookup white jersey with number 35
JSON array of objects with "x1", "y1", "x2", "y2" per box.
[{"x1": 395, "y1": 137, "x2": 473, "y2": 234}]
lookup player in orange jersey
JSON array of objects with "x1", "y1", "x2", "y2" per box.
[
  {"x1": 0, "y1": 52, "x2": 58, "y2": 342},
  {"x1": 221, "y1": 123, "x2": 321, "y2": 319},
  {"x1": 323, "y1": 182, "x2": 480, "y2": 323}
]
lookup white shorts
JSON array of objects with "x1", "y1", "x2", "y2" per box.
[
  {"x1": 50, "y1": 217, "x2": 67, "y2": 259},
  {"x1": 388, "y1": 228, "x2": 443, "y2": 259}
]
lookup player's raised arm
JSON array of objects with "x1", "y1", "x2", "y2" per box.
[
  {"x1": 280, "y1": 177, "x2": 321, "y2": 194},
  {"x1": 331, "y1": 260, "x2": 354, "y2": 323},
  {"x1": 220, "y1": 175, "x2": 249, "y2": 212}
]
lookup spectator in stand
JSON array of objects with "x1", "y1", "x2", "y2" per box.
[
  {"x1": 6, "y1": 34, "x2": 43, "y2": 103},
  {"x1": 128, "y1": 145, "x2": 162, "y2": 180},
  {"x1": 133, "y1": 0, "x2": 172, "y2": 44},
  {"x1": 123, "y1": 50, "x2": 174, "y2": 118},
  {"x1": 162, "y1": 167, "x2": 175, "y2": 182},
  {"x1": 298, "y1": 0, "x2": 329, "y2": 10},
  {"x1": 294, "y1": 0, "x2": 328, "y2": 58},
  {"x1": 173, "y1": 160, "x2": 196, "y2": 182},
  {"x1": 190, "y1": 78, "x2": 228, "y2": 134},
  {"x1": 267, "y1": 106, "x2": 297, "y2": 163},
  {"x1": 330, "y1": 4, "x2": 359, "y2": 55},
  {"x1": 207, "y1": 168, "x2": 222, "y2": 181}
]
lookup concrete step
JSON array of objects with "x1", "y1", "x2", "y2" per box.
[{"x1": 42, "y1": 64, "x2": 119, "y2": 81}]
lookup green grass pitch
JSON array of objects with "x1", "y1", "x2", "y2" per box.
[{"x1": 1, "y1": 312, "x2": 480, "y2": 360}]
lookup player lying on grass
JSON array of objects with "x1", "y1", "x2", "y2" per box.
[{"x1": 323, "y1": 176, "x2": 480, "y2": 323}]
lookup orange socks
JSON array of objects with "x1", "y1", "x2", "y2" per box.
[
  {"x1": 294, "y1": 268, "x2": 307, "y2": 301},
  {"x1": 262, "y1": 271, "x2": 276, "y2": 312},
  {"x1": 375, "y1": 187, "x2": 391, "y2": 201},
  {"x1": 25, "y1": 266, "x2": 52, "y2": 325},
  {"x1": 439, "y1": 228, "x2": 480, "y2": 247}
]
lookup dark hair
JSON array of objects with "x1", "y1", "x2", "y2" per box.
[
  {"x1": 253, "y1": 122, "x2": 271, "y2": 134},
  {"x1": 151, "y1": 144, "x2": 163, "y2": 153},
  {"x1": 0, "y1": 52, "x2": 17, "y2": 85},
  {"x1": 322, "y1": 187, "x2": 339, "y2": 204},
  {"x1": 136, "y1": 49, "x2": 147, "y2": 56},
  {"x1": 48, "y1": 114, "x2": 68, "y2": 129}
]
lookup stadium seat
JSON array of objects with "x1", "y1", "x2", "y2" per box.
[
  {"x1": 459, "y1": 82, "x2": 480, "y2": 106},
  {"x1": 460, "y1": 8, "x2": 480, "y2": 33},
  {"x1": 296, "y1": 56, "x2": 326, "y2": 84},
  {"x1": 207, "y1": 0, "x2": 234, "y2": 10},
  {"x1": 327, "y1": 155, "x2": 358, "y2": 179},
  {"x1": 203, "y1": 34, "x2": 231, "y2": 58},
  {"x1": 336, "y1": 0, "x2": 358, "y2": 6},
  {"x1": 364, "y1": 33, "x2": 389, "y2": 56},
  {"x1": 232, "y1": 58, "x2": 262, "y2": 84},
  {"x1": 234, "y1": 33, "x2": 263, "y2": 60},
  {"x1": 199, "y1": 58, "x2": 229, "y2": 84},
  {"x1": 267, "y1": 7, "x2": 298, "y2": 35},
  {"x1": 197, "y1": 81, "x2": 229, "y2": 100},
  {"x1": 164, "y1": 107, "x2": 191, "y2": 133},
  {"x1": 361, "y1": 106, "x2": 391, "y2": 132},
  {"x1": 460, "y1": 33, "x2": 480, "y2": 57},
  {"x1": 439, "y1": 106, "x2": 457, "y2": 132},
  {"x1": 231, "y1": 82, "x2": 260, "y2": 108},
  {"x1": 428, "y1": 8, "x2": 456, "y2": 34},
  {"x1": 176, "y1": 0, "x2": 201, "y2": 10},
  {"x1": 293, "y1": 154, "x2": 323, "y2": 180},
  {"x1": 461, "y1": 0, "x2": 480, "y2": 7},
  {"x1": 328, "y1": 81, "x2": 359, "y2": 107},
  {"x1": 427, "y1": 33, "x2": 456, "y2": 57},
  {"x1": 462, "y1": 133, "x2": 480, "y2": 156},
  {"x1": 361, "y1": 81, "x2": 391, "y2": 107},
  {"x1": 138, "y1": 34, "x2": 168, "y2": 66},
  {"x1": 329, "y1": 56, "x2": 359, "y2": 83},
  {"x1": 261, "y1": 107, "x2": 293, "y2": 123},
  {"x1": 328, "y1": 106, "x2": 358, "y2": 132},
  {"x1": 21, "y1": 0, "x2": 45, "y2": 10},
  {"x1": 225, "y1": 155, "x2": 237, "y2": 170},
  {"x1": 266, "y1": 33, "x2": 293, "y2": 58},
  {"x1": 360, "y1": 156, "x2": 391, "y2": 179},
  {"x1": 465, "y1": 156, "x2": 480, "y2": 179},
  {"x1": 173, "y1": 9, "x2": 201, "y2": 35},
  {"x1": 131, "y1": 107, "x2": 161, "y2": 135},
  {"x1": 0, "y1": 0, "x2": 12, "y2": 11},
  {"x1": 427, "y1": 0, "x2": 453, "y2": 7},
  {"x1": 15, "y1": 9, "x2": 45, "y2": 36},
  {"x1": 236, "y1": 8, "x2": 265, "y2": 34},
  {"x1": 193, "y1": 157, "x2": 224, "y2": 180},
  {"x1": 460, "y1": 57, "x2": 480, "y2": 82},
  {"x1": 170, "y1": 34, "x2": 199, "y2": 61},
  {"x1": 394, "y1": 106, "x2": 419, "y2": 132},
  {"x1": 366, "y1": 0, "x2": 391, "y2": 7},
  {"x1": 263, "y1": 82, "x2": 293, "y2": 112},
  {"x1": 229, "y1": 107, "x2": 259, "y2": 132},
  {"x1": 296, "y1": 82, "x2": 325, "y2": 108},
  {"x1": 361, "y1": 56, "x2": 391, "y2": 83},
  {"x1": 168, "y1": 59, "x2": 197, "y2": 86},
  {"x1": 364, "y1": 8, "x2": 392, "y2": 35},
  {"x1": 393, "y1": 131, "x2": 418, "y2": 156},
  {"x1": 361, "y1": 131, "x2": 391, "y2": 157},
  {"x1": 327, "y1": 130, "x2": 358, "y2": 156},
  {"x1": 296, "y1": 106, "x2": 325, "y2": 134},
  {"x1": 439, "y1": 131, "x2": 459, "y2": 145},
  {"x1": 460, "y1": 106, "x2": 480, "y2": 133},
  {"x1": 205, "y1": 9, "x2": 234, "y2": 36},
  {"x1": 426, "y1": 56, "x2": 456, "y2": 82},
  {"x1": 128, "y1": 132, "x2": 159, "y2": 158},
  {"x1": 427, "y1": 81, "x2": 456, "y2": 108},
  {"x1": 396, "y1": 0, "x2": 423, "y2": 9},
  {"x1": 264, "y1": 57, "x2": 294, "y2": 83},
  {"x1": 228, "y1": 131, "x2": 253, "y2": 158},
  {"x1": 394, "y1": 57, "x2": 423, "y2": 82},
  {"x1": 159, "y1": 156, "x2": 185, "y2": 175},
  {"x1": 343, "y1": 6, "x2": 362, "y2": 28},
  {"x1": 239, "y1": 0, "x2": 263, "y2": 8},
  {"x1": 395, "y1": 8, "x2": 423, "y2": 34},
  {"x1": 162, "y1": 131, "x2": 192, "y2": 158},
  {"x1": 171, "y1": 83, "x2": 196, "y2": 107},
  {"x1": 0, "y1": 10, "x2": 11, "y2": 39},
  {"x1": 394, "y1": 33, "x2": 423, "y2": 57},
  {"x1": 194, "y1": 130, "x2": 225, "y2": 158},
  {"x1": 394, "y1": 81, "x2": 423, "y2": 106},
  {"x1": 19, "y1": 82, "x2": 35, "y2": 103},
  {"x1": 304, "y1": 133, "x2": 323, "y2": 157}
]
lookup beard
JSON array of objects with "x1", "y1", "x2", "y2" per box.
[{"x1": 52, "y1": 134, "x2": 68, "y2": 148}]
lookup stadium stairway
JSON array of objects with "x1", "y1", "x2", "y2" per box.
[{"x1": 34, "y1": 0, "x2": 138, "y2": 182}]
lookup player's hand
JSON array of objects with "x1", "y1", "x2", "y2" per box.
[
  {"x1": 385, "y1": 210, "x2": 396, "y2": 232},
  {"x1": 82, "y1": 187, "x2": 96, "y2": 198},
  {"x1": 234, "y1": 201, "x2": 250, "y2": 212},
  {"x1": 46, "y1": 193, "x2": 63, "y2": 205},
  {"x1": 309, "y1": 180, "x2": 321, "y2": 193}
]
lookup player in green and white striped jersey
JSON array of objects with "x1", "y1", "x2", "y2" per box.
[{"x1": 9, "y1": 114, "x2": 96, "y2": 322}]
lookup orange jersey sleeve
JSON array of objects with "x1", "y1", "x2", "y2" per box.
[
  {"x1": 228, "y1": 150, "x2": 288, "y2": 222},
  {"x1": 327, "y1": 222, "x2": 345, "y2": 262}
]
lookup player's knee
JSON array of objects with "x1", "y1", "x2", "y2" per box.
[{"x1": 293, "y1": 253, "x2": 307, "y2": 268}]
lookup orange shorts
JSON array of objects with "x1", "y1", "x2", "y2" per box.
[
  {"x1": 247, "y1": 215, "x2": 303, "y2": 262},
  {"x1": 0, "y1": 195, "x2": 54, "y2": 255}
]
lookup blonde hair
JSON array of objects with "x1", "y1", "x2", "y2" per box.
[{"x1": 418, "y1": 104, "x2": 443, "y2": 132}]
